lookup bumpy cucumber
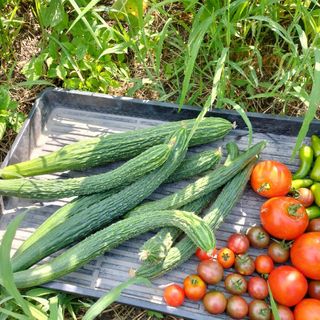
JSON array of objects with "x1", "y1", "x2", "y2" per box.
[
  {"x1": 10, "y1": 210, "x2": 215, "y2": 288},
  {"x1": 12, "y1": 128, "x2": 188, "y2": 272},
  {"x1": 1, "y1": 117, "x2": 232, "y2": 179}
]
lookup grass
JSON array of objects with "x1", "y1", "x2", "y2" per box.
[{"x1": 1, "y1": 0, "x2": 320, "y2": 318}]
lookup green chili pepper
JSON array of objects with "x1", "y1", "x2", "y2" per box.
[
  {"x1": 306, "y1": 205, "x2": 320, "y2": 220},
  {"x1": 291, "y1": 179, "x2": 314, "y2": 190},
  {"x1": 311, "y1": 135, "x2": 320, "y2": 157},
  {"x1": 310, "y1": 157, "x2": 320, "y2": 182},
  {"x1": 311, "y1": 183, "x2": 320, "y2": 207},
  {"x1": 293, "y1": 145, "x2": 314, "y2": 179}
]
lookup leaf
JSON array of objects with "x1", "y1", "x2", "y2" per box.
[
  {"x1": 0, "y1": 118, "x2": 6, "y2": 141},
  {"x1": 82, "y1": 277, "x2": 151, "y2": 320},
  {"x1": 221, "y1": 98, "x2": 253, "y2": 146},
  {"x1": 291, "y1": 48, "x2": 320, "y2": 159},
  {"x1": 268, "y1": 282, "x2": 280, "y2": 320},
  {"x1": 41, "y1": 0, "x2": 65, "y2": 28},
  {"x1": 0, "y1": 86, "x2": 10, "y2": 111},
  {"x1": 56, "y1": 65, "x2": 67, "y2": 80}
]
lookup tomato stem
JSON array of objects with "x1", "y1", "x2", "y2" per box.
[
  {"x1": 287, "y1": 203, "x2": 303, "y2": 217},
  {"x1": 257, "y1": 182, "x2": 271, "y2": 192}
]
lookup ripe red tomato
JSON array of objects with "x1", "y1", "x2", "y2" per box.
[
  {"x1": 271, "y1": 304, "x2": 294, "y2": 320},
  {"x1": 183, "y1": 274, "x2": 206, "y2": 301},
  {"x1": 197, "y1": 260, "x2": 224, "y2": 285},
  {"x1": 294, "y1": 188, "x2": 314, "y2": 207},
  {"x1": 291, "y1": 232, "x2": 320, "y2": 280},
  {"x1": 227, "y1": 233, "x2": 249, "y2": 254},
  {"x1": 248, "y1": 277, "x2": 268, "y2": 300},
  {"x1": 308, "y1": 281, "x2": 320, "y2": 300},
  {"x1": 163, "y1": 284, "x2": 185, "y2": 307},
  {"x1": 268, "y1": 266, "x2": 308, "y2": 307},
  {"x1": 195, "y1": 247, "x2": 217, "y2": 261},
  {"x1": 267, "y1": 241, "x2": 290, "y2": 263},
  {"x1": 203, "y1": 291, "x2": 227, "y2": 314},
  {"x1": 294, "y1": 299, "x2": 320, "y2": 320},
  {"x1": 251, "y1": 160, "x2": 292, "y2": 198},
  {"x1": 217, "y1": 247, "x2": 235, "y2": 268},
  {"x1": 260, "y1": 197, "x2": 309, "y2": 240},
  {"x1": 255, "y1": 255, "x2": 274, "y2": 274}
]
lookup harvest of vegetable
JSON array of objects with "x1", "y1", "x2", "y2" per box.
[{"x1": 2, "y1": 114, "x2": 320, "y2": 320}]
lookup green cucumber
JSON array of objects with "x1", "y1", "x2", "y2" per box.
[
  {"x1": 1, "y1": 117, "x2": 232, "y2": 179},
  {"x1": 136, "y1": 159, "x2": 257, "y2": 279},
  {"x1": 10, "y1": 210, "x2": 215, "y2": 288},
  {"x1": 138, "y1": 193, "x2": 213, "y2": 263},
  {"x1": 126, "y1": 141, "x2": 266, "y2": 218},
  {"x1": 12, "y1": 128, "x2": 189, "y2": 272},
  {"x1": 0, "y1": 144, "x2": 171, "y2": 200}
]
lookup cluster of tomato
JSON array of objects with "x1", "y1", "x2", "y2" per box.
[{"x1": 162, "y1": 160, "x2": 320, "y2": 319}]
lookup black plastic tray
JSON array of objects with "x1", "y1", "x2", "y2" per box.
[{"x1": 1, "y1": 88, "x2": 318, "y2": 319}]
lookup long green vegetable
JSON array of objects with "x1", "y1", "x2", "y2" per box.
[
  {"x1": 1, "y1": 117, "x2": 232, "y2": 179},
  {"x1": 135, "y1": 159, "x2": 258, "y2": 279},
  {"x1": 10, "y1": 210, "x2": 216, "y2": 288},
  {"x1": 12, "y1": 128, "x2": 189, "y2": 272}
]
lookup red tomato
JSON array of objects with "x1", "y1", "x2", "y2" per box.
[
  {"x1": 248, "y1": 277, "x2": 268, "y2": 300},
  {"x1": 291, "y1": 232, "x2": 320, "y2": 280},
  {"x1": 226, "y1": 295, "x2": 248, "y2": 319},
  {"x1": 251, "y1": 160, "x2": 292, "y2": 198},
  {"x1": 183, "y1": 274, "x2": 206, "y2": 301},
  {"x1": 255, "y1": 255, "x2": 274, "y2": 274},
  {"x1": 203, "y1": 291, "x2": 227, "y2": 314},
  {"x1": 227, "y1": 233, "x2": 249, "y2": 254},
  {"x1": 217, "y1": 247, "x2": 235, "y2": 268},
  {"x1": 294, "y1": 188, "x2": 314, "y2": 207},
  {"x1": 260, "y1": 197, "x2": 309, "y2": 240},
  {"x1": 195, "y1": 247, "x2": 217, "y2": 261},
  {"x1": 268, "y1": 266, "x2": 308, "y2": 307},
  {"x1": 271, "y1": 304, "x2": 294, "y2": 320},
  {"x1": 163, "y1": 284, "x2": 185, "y2": 307},
  {"x1": 294, "y1": 299, "x2": 320, "y2": 320}
]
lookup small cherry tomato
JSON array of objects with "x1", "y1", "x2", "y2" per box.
[
  {"x1": 225, "y1": 273, "x2": 247, "y2": 295},
  {"x1": 163, "y1": 284, "x2": 185, "y2": 307},
  {"x1": 202, "y1": 291, "x2": 227, "y2": 315},
  {"x1": 217, "y1": 247, "x2": 235, "y2": 268},
  {"x1": 195, "y1": 247, "x2": 217, "y2": 261},
  {"x1": 234, "y1": 254, "x2": 255, "y2": 276},
  {"x1": 294, "y1": 299, "x2": 320, "y2": 320},
  {"x1": 294, "y1": 187, "x2": 314, "y2": 207},
  {"x1": 248, "y1": 277, "x2": 268, "y2": 300},
  {"x1": 227, "y1": 233, "x2": 249, "y2": 254},
  {"x1": 307, "y1": 218, "x2": 320, "y2": 232},
  {"x1": 267, "y1": 241, "x2": 290, "y2": 264},
  {"x1": 308, "y1": 281, "x2": 320, "y2": 300},
  {"x1": 247, "y1": 226, "x2": 270, "y2": 249},
  {"x1": 183, "y1": 274, "x2": 206, "y2": 301},
  {"x1": 227, "y1": 295, "x2": 248, "y2": 319},
  {"x1": 197, "y1": 260, "x2": 224, "y2": 285},
  {"x1": 255, "y1": 255, "x2": 274, "y2": 274},
  {"x1": 291, "y1": 232, "x2": 320, "y2": 280},
  {"x1": 249, "y1": 299, "x2": 271, "y2": 320},
  {"x1": 271, "y1": 304, "x2": 294, "y2": 320},
  {"x1": 268, "y1": 266, "x2": 308, "y2": 307},
  {"x1": 251, "y1": 160, "x2": 292, "y2": 198},
  {"x1": 260, "y1": 197, "x2": 309, "y2": 240}
]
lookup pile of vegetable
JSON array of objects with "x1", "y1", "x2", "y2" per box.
[
  {"x1": 161, "y1": 139, "x2": 320, "y2": 319},
  {"x1": 0, "y1": 114, "x2": 270, "y2": 319}
]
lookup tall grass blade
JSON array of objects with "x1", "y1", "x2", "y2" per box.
[
  {"x1": 268, "y1": 282, "x2": 280, "y2": 320},
  {"x1": 82, "y1": 277, "x2": 151, "y2": 320},
  {"x1": 291, "y1": 48, "x2": 320, "y2": 159},
  {"x1": 0, "y1": 307, "x2": 28, "y2": 320}
]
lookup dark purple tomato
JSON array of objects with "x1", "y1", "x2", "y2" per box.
[
  {"x1": 247, "y1": 226, "x2": 270, "y2": 249},
  {"x1": 249, "y1": 299, "x2": 271, "y2": 320},
  {"x1": 227, "y1": 295, "x2": 248, "y2": 319},
  {"x1": 248, "y1": 277, "x2": 268, "y2": 300},
  {"x1": 197, "y1": 260, "x2": 224, "y2": 285},
  {"x1": 225, "y1": 273, "x2": 247, "y2": 295},
  {"x1": 202, "y1": 291, "x2": 227, "y2": 314},
  {"x1": 307, "y1": 219, "x2": 320, "y2": 232},
  {"x1": 308, "y1": 281, "x2": 320, "y2": 300},
  {"x1": 234, "y1": 254, "x2": 255, "y2": 276},
  {"x1": 267, "y1": 241, "x2": 290, "y2": 264}
]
